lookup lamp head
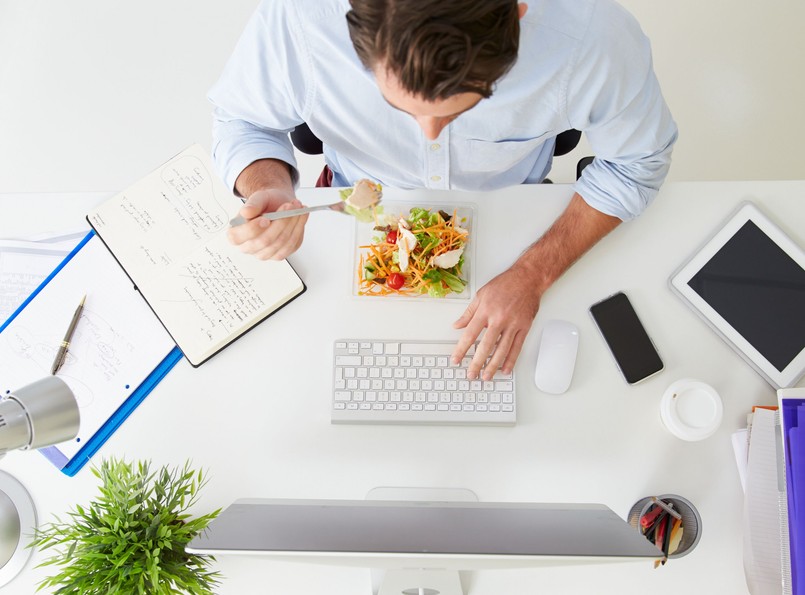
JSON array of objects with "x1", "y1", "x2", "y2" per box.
[{"x1": 0, "y1": 376, "x2": 79, "y2": 456}]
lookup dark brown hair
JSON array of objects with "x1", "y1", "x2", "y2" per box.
[{"x1": 346, "y1": 0, "x2": 520, "y2": 100}]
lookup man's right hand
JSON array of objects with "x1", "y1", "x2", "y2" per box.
[{"x1": 227, "y1": 188, "x2": 309, "y2": 260}]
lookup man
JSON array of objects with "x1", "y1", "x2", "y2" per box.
[{"x1": 208, "y1": 0, "x2": 677, "y2": 382}]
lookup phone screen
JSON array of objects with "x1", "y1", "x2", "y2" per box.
[{"x1": 590, "y1": 292, "x2": 664, "y2": 384}]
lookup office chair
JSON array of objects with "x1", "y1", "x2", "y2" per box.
[
  {"x1": 290, "y1": 123, "x2": 324, "y2": 156},
  {"x1": 289, "y1": 123, "x2": 593, "y2": 181}
]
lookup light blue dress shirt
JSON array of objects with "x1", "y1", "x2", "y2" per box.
[{"x1": 208, "y1": 0, "x2": 677, "y2": 220}]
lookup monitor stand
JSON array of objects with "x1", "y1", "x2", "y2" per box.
[{"x1": 365, "y1": 487, "x2": 479, "y2": 595}]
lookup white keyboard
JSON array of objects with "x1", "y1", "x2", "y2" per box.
[{"x1": 332, "y1": 340, "x2": 516, "y2": 425}]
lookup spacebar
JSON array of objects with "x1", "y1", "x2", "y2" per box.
[{"x1": 400, "y1": 343, "x2": 475, "y2": 355}]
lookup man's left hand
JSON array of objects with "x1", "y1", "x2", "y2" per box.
[{"x1": 452, "y1": 264, "x2": 542, "y2": 381}]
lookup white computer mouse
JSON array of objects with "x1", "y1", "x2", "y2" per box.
[{"x1": 534, "y1": 319, "x2": 580, "y2": 394}]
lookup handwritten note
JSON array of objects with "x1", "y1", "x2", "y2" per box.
[{"x1": 87, "y1": 144, "x2": 304, "y2": 366}]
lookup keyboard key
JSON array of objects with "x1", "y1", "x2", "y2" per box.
[
  {"x1": 401, "y1": 343, "x2": 453, "y2": 355},
  {"x1": 336, "y1": 355, "x2": 362, "y2": 366}
]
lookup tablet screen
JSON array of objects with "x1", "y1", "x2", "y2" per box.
[{"x1": 687, "y1": 220, "x2": 805, "y2": 372}]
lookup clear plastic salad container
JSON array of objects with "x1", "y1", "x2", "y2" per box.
[{"x1": 351, "y1": 201, "x2": 476, "y2": 302}]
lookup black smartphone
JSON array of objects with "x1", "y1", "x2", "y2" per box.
[{"x1": 589, "y1": 292, "x2": 664, "y2": 384}]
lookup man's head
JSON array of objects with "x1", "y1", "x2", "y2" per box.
[
  {"x1": 347, "y1": 0, "x2": 522, "y2": 101},
  {"x1": 347, "y1": 0, "x2": 524, "y2": 139}
]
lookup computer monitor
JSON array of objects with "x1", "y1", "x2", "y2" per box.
[{"x1": 186, "y1": 489, "x2": 661, "y2": 595}]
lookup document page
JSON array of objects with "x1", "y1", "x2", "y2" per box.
[
  {"x1": 0, "y1": 236, "x2": 176, "y2": 460},
  {"x1": 743, "y1": 408, "x2": 784, "y2": 594},
  {"x1": 0, "y1": 232, "x2": 86, "y2": 322},
  {"x1": 87, "y1": 145, "x2": 304, "y2": 365}
]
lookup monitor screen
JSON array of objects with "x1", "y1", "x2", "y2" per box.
[
  {"x1": 187, "y1": 499, "x2": 661, "y2": 562},
  {"x1": 687, "y1": 220, "x2": 805, "y2": 372}
]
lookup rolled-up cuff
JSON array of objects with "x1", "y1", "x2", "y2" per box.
[{"x1": 211, "y1": 119, "x2": 299, "y2": 195}]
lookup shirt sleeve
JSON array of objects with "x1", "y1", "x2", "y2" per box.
[
  {"x1": 207, "y1": 0, "x2": 310, "y2": 192},
  {"x1": 567, "y1": 0, "x2": 678, "y2": 221}
]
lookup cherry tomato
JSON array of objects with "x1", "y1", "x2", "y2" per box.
[
  {"x1": 386, "y1": 230, "x2": 398, "y2": 244},
  {"x1": 387, "y1": 272, "x2": 404, "y2": 290}
]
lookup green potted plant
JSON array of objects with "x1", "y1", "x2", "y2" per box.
[{"x1": 31, "y1": 458, "x2": 221, "y2": 594}]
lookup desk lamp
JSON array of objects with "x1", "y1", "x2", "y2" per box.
[{"x1": 0, "y1": 376, "x2": 79, "y2": 587}]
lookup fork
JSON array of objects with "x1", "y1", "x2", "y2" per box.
[{"x1": 229, "y1": 201, "x2": 352, "y2": 226}]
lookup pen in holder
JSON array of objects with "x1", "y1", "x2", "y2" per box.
[{"x1": 628, "y1": 494, "x2": 701, "y2": 562}]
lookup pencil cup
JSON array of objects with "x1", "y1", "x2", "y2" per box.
[{"x1": 627, "y1": 494, "x2": 702, "y2": 559}]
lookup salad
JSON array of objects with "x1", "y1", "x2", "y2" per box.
[{"x1": 357, "y1": 207, "x2": 469, "y2": 297}]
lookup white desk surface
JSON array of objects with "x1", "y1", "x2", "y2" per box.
[{"x1": 1, "y1": 181, "x2": 803, "y2": 595}]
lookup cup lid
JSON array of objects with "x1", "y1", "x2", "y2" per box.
[{"x1": 660, "y1": 379, "x2": 723, "y2": 441}]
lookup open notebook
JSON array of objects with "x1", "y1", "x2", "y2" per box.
[{"x1": 87, "y1": 144, "x2": 305, "y2": 366}]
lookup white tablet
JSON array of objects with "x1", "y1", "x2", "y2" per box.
[{"x1": 670, "y1": 202, "x2": 805, "y2": 388}]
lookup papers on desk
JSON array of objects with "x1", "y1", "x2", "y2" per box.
[
  {"x1": 735, "y1": 390, "x2": 805, "y2": 595},
  {"x1": 740, "y1": 408, "x2": 785, "y2": 595},
  {"x1": 0, "y1": 233, "x2": 181, "y2": 475},
  {"x1": 0, "y1": 229, "x2": 87, "y2": 323}
]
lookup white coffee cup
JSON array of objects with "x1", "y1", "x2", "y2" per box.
[{"x1": 660, "y1": 379, "x2": 723, "y2": 441}]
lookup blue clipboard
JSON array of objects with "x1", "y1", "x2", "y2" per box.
[{"x1": 0, "y1": 231, "x2": 183, "y2": 476}]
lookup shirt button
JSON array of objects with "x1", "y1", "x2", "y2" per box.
[
  {"x1": 430, "y1": 175, "x2": 442, "y2": 182},
  {"x1": 430, "y1": 143, "x2": 441, "y2": 151}
]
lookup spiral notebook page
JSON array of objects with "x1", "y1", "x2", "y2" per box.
[{"x1": 0, "y1": 235, "x2": 176, "y2": 461}]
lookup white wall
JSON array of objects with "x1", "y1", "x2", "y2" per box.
[{"x1": 1, "y1": 0, "x2": 803, "y2": 192}]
